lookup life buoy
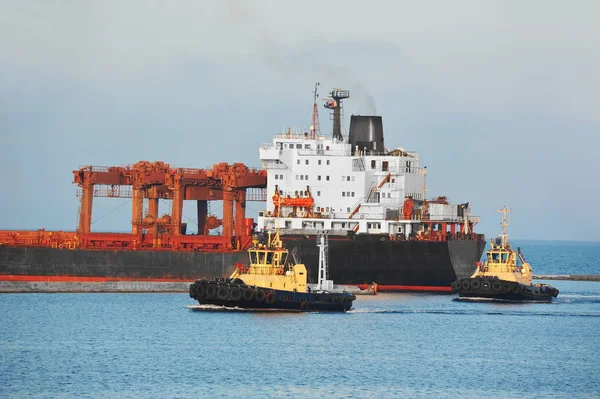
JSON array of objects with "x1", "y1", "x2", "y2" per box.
[
  {"x1": 470, "y1": 279, "x2": 481, "y2": 290},
  {"x1": 492, "y1": 282, "x2": 502, "y2": 292},
  {"x1": 265, "y1": 291, "x2": 276, "y2": 304},
  {"x1": 205, "y1": 284, "x2": 217, "y2": 299},
  {"x1": 481, "y1": 280, "x2": 491, "y2": 291},
  {"x1": 229, "y1": 286, "x2": 242, "y2": 301},
  {"x1": 242, "y1": 288, "x2": 254, "y2": 301},
  {"x1": 255, "y1": 290, "x2": 266, "y2": 303},
  {"x1": 217, "y1": 285, "x2": 230, "y2": 300}
]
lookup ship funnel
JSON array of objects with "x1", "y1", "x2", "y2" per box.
[{"x1": 348, "y1": 115, "x2": 384, "y2": 155}]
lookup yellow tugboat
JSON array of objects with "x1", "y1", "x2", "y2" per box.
[
  {"x1": 189, "y1": 229, "x2": 356, "y2": 312},
  {"x1": 451, "y1": 206, "x2": 559, "y2": 302}
]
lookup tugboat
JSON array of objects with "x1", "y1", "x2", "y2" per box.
[
  {"x1": 451, "y1": 206, "x2": 559, "y2": 302},
  {"x1": 189, "y1": 229, "x2": 356, "y2": 312}
]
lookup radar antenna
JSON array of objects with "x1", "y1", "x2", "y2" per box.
[
  {"x1": 324, "y1": 88, "x2": 350, "y2": 141},
  {"x1": 498, "y1": 205, "x2": 512, "y2": 248}
]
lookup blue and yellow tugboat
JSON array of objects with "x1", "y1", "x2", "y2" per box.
[
  {"x1": 189, "y1": 230, "x2": 356, "y2": 312},
  {"x1": 451, "y1": 206, "x2": 559, "y2": 302}
]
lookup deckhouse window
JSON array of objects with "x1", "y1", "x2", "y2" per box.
[
  {"x1": 327, "y1": 160, "x2": 330, "y2": 165},
  {"x1": 297, "y1": 160, "x2": 300, "y2": 164},
  {"x1": 305, "y1": 160, "x2": 309, "y2": 165},
  {"x1": 371, "y1": 160, "x2": 376, "y2": 169},
  {"x1": 318, "y1": 160, "x2": 322, "y2": 165},
  {"x1": 296, "y1": 144, "x2": 302, "y2": 149}
]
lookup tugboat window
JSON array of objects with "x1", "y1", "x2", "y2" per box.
[
  {"x1": 502, "y1": 254, "x2": 507, "y2": 262},
  {"x1": 266, "y1": 252, "x2": 273, "y2": 264}
]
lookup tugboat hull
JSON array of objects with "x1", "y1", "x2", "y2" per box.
[
  {"x1": 189, "y1": 279, "x2": 356, "y2": 312},
  {"x1": 451, "y1": 277, "x2": 559, "y2": 303}
]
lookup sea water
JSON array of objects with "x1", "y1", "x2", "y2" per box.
[{"x1": 1, "y1": 241, "x2": 599, "y2": 398}]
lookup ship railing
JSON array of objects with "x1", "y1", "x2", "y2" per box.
[
  {"x1": 416, "y1": 215, "x2": 481, "y2": 224},
  {"x1": 76, "y1": 185, "x2": 133, "y2": 198},
  {"x1": 260, "y1": 159, "x2": 287, "y2": 169},
  {"x1": 246, "y1": 188, "x2": 267, "y2": 201}
]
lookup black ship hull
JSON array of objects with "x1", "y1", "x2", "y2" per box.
[
  {"x1": 451, "y1": 277, "x2": 559, "y2": 302},
  {"x1": 189, "y1": 279, "x2": 355, "y2": 312},
  {"x1": 0, "y1": 235, "x2": 485, "y2": 292}
]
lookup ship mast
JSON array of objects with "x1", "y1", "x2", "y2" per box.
[
  {"x1": 498, "y1": 205, "x2": 511, "y2": 248},
  {"x1": 310, "y1": 82, "x2": 321, "y2": 139},
  {"x1": 315, "y1": 231, "x2": 333, "y2": 291}
]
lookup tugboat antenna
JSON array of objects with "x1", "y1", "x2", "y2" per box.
[{"x1": 498, "y1": 205, "x2": 512, "y2": 248}]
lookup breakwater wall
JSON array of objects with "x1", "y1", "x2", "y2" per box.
[{"x1": 534, "y1": 274, "x2": 600, "y2": 282}]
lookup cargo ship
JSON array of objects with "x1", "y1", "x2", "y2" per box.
[{"x1": 0, "y1": 85, "x2": 485, "y2": 292}]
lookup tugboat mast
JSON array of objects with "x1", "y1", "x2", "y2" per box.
[
  {"x1": 316, "y1": 231, "x2": 333, "y2": 291},
  {"x1": 498, "y1": 205, "x2": 512, "y2": 249}
]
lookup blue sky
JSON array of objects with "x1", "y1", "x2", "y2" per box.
[{"x1": 1, "y1": 0, "x2": 599, "y2": 240}]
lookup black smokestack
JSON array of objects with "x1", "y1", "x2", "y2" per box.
[{"x1": 348, "y1": 115, "x2": 384, "y2": 155}]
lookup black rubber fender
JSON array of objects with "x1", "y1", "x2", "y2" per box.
[
  {"x1": 470, "y1": 279, "x2": 481, "y2": 290},
  {"x1": 492, "y1": 281, "x2": 502, "y2": 292},
  {"x1": 511, "y1": 284, "x2": 520, "y2": 294},
  {"x1": 229, "y1": 286, "x2": 242, "y2": 301},
  {"x1": 502, "y1": 282, "x2": 511, "y2": 292},
  {"x1": 265, "y1": 291, "x2": 276, "y2": 304},
  {"x1": 481, "y1": 280, "x2": 491, "y2": 291},
  {"x1": 216, "y1": 285, "x2": 230, "y2": 300},
  {"x1": 461, "y1": 280, "x2": 471, "y2": 290},
  {"x1": 195, "y1": 283, "x2": 205, "y2": 299},
  {"x1": 189, "y1": 284, "x2": 196, "y2": 298},
  {"x1": 205, "y1": 283, "x2": 217, "y2": 299},
  {"x1": 255, "y1": 289, "x2": 266, "y2": 303},
  {"x1": 242, "y1": 287, "x2": 254, "y2": 301}
]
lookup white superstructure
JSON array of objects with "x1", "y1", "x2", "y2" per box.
[{"x1": 257, "y1": 89, "x2": 479, "y2": 239}]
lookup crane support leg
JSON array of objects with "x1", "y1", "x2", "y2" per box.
[
  {"x1": 235, "y1": 190, "x2": 246, "y2": 237},
  {"x1": 172, "y1": 185, "x2": 184, "y2": 235},
  {"x1": 222, "y1": 190, "x2": 234, "y2": 241},
  {"x1": 79, "y1": 182, "x2": 94, "y2": 234},
  {"x1": 132, "y1": 189, "x2": 144, "y2": 235},
  {"x1": 197, "y1": 200, "x2": 207, "y2": 235}
]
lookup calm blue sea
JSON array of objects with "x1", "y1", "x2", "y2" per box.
[{"x1": 1, "y1": 241, "x2": 599, "y2": 399}]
